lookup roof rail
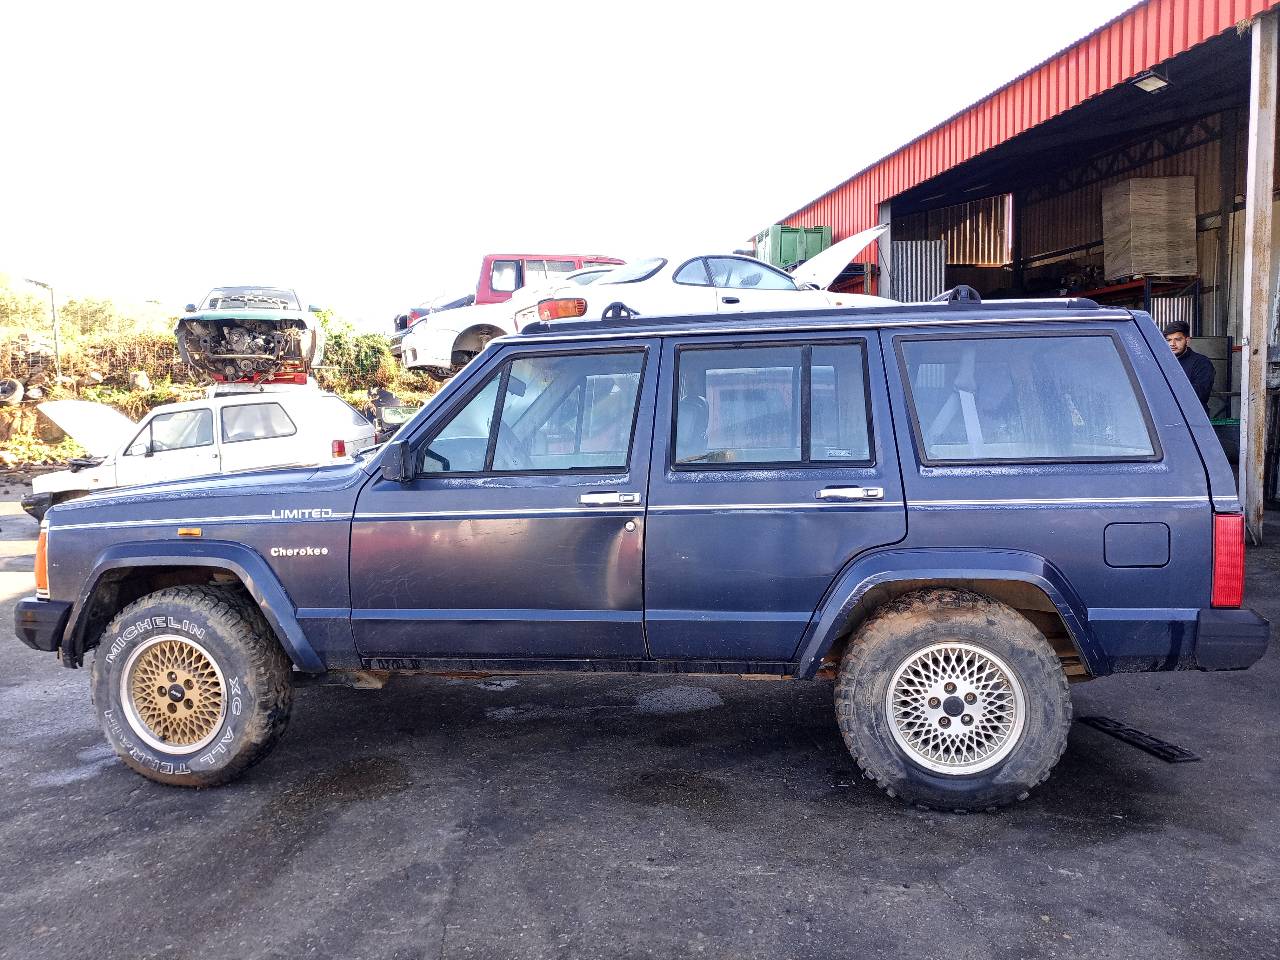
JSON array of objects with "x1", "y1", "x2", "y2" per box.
[{"x1": 518, "y1": 297, "x2": 1109, "y2": 336}]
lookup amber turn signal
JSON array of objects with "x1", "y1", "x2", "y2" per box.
[
  {"x1": 34, "y1": 523, "x2": 48, "y2": 598},
  {"x1": 537, "y1": 298, "x2": 588, "y2": 322}
]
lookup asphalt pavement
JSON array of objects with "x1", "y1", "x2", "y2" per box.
[{"x1": 0, "y1": 486, "x2": 1277, "y2": 960}]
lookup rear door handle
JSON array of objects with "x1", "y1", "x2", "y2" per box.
[
  {"x1": 721, "y1": 296, "x2": 740, "y2": 304},
  {"x1": 579, "y1": 492, "x2": 641, "y2": 506},
  {"x1": 816, "y1": 486, "x2": 884, "y2": 501}
]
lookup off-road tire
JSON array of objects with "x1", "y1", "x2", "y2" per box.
[
  {"x1": 90, "y1": 585, "x2": 293, "y2": 787},
  {"x1": 835, "y1": 588, "x2": 1071, "y2": 811}
]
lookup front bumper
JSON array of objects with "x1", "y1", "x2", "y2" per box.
[
  {"x1": 1193, "y1": 608, "x2": 1270, "y2": 670},
  {"x1": 15, "y1": 597, "x2": 72, "y2": 653},
  {"x1": 20, "y1": 492, "x2": 51, "y2": 522},
  {"x1": 400, "y1": 324, "x2": 458, "y2": 369}
]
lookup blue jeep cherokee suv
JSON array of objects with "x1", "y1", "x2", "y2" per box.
[{"x1": 14, "y1": 297, "x2": 1269, "y2": 810}]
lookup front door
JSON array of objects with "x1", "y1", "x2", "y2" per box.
[
  {"x1": 114, "y1": 407, "x2": 220, "y2": 487},
  {"x1": 706, "y1": 256, "x2": 816, "y2": 314},
  {"x1": 644, "y1": 331, "x2": 907, "y2": 662},
  {"x1": 350, "y1": 339, "x2": 660, "y2": 662}
]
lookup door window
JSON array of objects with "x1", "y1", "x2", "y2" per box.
[
  {"x1": 898, "y1": 334, "x2": 1157, "y2": 463},
  {"x1": 674, "y1": 259, "x2": 712, "y2": 286},
  {"x1": 706, "y1": 257, "x2": 798, "y2": 290},
  {"x1": 221, "y1": 403, "x2": 297, "y2": 443},
  {"x1": 421, "y1": 377, "x2": 501, "y2": 474},
  {"x1": 126, "y1": 409, "x2": 215, "y2": 456},
  {"x1": 674, "y1": 342, "x2": 871, "y2": 466},
  {"x1": 420, "y1": 351, "x2": 645, "y2": 474},
  {"x1": 490, "y1": 260, "x2": 521, "y2": 293}
]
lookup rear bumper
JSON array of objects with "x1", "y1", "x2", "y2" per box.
[
  {"x1": 1193, "y1": 608, "x2": 1270, "y2": 670},
  {"x1": 15, "y1": 597, "x2": 72, "y2": 653}
]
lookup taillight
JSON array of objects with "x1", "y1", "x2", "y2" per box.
[
  {"x1": 35, "y1": 521, "x2": 49, "y2": 599},
  {"x1": 537, "y1": 298, "x2": 588, "y2": 322},
  {"x1": 1211, "y1": 512, "x2": 1245, "y2": 608},
  {"x1": 332, "y1": 439, "x2": 347, "y2": 458}
]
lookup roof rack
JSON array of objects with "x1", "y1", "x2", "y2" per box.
[{"x1": 518, "y1": 295, "x2": 1107, "y2": 337}]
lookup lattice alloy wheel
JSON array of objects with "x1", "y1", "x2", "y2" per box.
[
  {"x1": 885, "y1": 641, "x2": 1027, "y2": 775},
  {"x1": 120, "y1": 635, "x2": 227, "y2": 754}
]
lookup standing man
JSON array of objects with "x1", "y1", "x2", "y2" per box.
[{"x1": 1164, "y1": 320, "x2": 1214, "y2": 414}]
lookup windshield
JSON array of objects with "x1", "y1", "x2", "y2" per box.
[
  {"x1": 596, "y1": 258, "x2": 666, "y2": 285},
  {"x1": 201, "y1": 286, "x2": 300, "y2": 310}
]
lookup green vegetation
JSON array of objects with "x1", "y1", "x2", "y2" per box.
[
  {"x1": 0, "y1": 276, "x2": 440, "y2": 467},
  {"x1": 0, "y1": 435, "x2": 86, "y2": 467}
]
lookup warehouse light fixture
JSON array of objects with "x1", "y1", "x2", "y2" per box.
[{"x1": 1131, "y1": 69, "x2": 1170, "y2": 94}]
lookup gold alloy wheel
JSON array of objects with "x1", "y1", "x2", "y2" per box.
[{"x1": 121, "y1": 635, "x2": 227, "y2": 754}]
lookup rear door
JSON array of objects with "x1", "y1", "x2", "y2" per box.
[
  {"x1": 644, "y1": 329, "x2": 907, "y2": 662},
  {"x1": 218, "y1": 401, "x2": 305, "y2": 472},
  {"x1": 350, "y1": 339, "x2": 661, "y2": 661}
]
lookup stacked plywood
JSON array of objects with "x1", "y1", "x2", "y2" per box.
[{"x1": 1102, "y1": 177, "x2": 1198, "y2": 281}]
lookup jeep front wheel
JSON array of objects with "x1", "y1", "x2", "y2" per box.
[
  {"x1": 834, "y1": 589, "x2": 1071, "y2": 811},
  {"x1": 90, "y1": 585, "x2": 293, "y2": 787}
]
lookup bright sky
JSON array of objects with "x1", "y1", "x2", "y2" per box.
[{"x1": 1, "y1": 0, "x2": 1138, "y2": 330}]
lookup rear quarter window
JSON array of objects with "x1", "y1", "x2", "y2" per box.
[
  {"x1": 321, "y1": 395, "x2": 372, "y2": 428},
  {"x1": 898, "y1": 333, "x2": 1158, "y2": 463}
]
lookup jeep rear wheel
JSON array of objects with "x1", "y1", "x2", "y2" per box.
[
  {"x1": 90, "y1": 585, "x2": 293, "y2": 787},
  {"x1": 835, "y1": 589, "x2": 1071, "y2": 811}
]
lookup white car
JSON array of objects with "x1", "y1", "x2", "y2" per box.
[
  {"x1": 23, "y1": 390, "x2": 374, "y2": 520},
  {"x1": 400, "y1": 265, "x2": 622, "y2": 380},
  {"x1": 531, "y1": 228, "x2": 893, "y2": 325}
]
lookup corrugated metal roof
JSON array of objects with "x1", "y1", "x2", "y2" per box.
[{"x1": 780, "y1": 0, "x2": 1279, "y2": 244}]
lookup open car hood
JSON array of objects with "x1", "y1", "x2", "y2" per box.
[
  {"x1": 789, "y1": 224, "x2": 890, "y2": 290},
  {"x1": 38, "y1": 400, "x2": 136, "y2": 458}
]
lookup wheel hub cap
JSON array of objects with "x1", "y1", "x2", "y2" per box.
[
  {"x1": 886, "y1": 641, "x2": 1026, "y2": 775},
  {"x1": 121, "y1": 636, "x2": 226, "y2": 754}
]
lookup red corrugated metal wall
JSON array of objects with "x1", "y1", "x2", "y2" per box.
[{"x1": 783, "y1": 0, "x2": 1279, "y2": 256}]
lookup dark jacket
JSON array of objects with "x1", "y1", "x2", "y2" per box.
[{"x1": 1177, "y1": 346, "x2": 1215, "y2": 412}]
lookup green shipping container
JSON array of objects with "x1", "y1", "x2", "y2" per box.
[{"x1": 754, "y1": 225, "x2": 832, "y2": 269}]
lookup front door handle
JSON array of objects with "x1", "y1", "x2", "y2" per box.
[
  {"x1": 579, "y1": 492, "x2": 641, "y2": 506},
  {"x1": 816, "y1": 486, "x2": 884, "y2": 501},
  {"x1": 721, "y1": 296, "x2": 740, "y2": 304}
]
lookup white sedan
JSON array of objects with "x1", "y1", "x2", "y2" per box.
[
  {"x1": 401, "y1": 265, "x2": 620, "y2": 379},
  {"x1": 532, "y1": 226, "x2": 892, "y2": 323}
]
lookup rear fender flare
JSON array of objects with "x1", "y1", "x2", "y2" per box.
[
  {"x1": 794, "y1": 548, "x2": 1102, "y2": 678},
  {"x1": 68, "y1": 539, "x2": 323, "y2": 672}
]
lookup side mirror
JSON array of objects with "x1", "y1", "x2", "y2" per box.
[
  {"x1": 308, "y1": 304, "x2": 322, "y2": 313},
  {"x1": 379, "y1": 440, "x2": 412, "y2": 483},
  {"x1": 184, "y1": 303, "x2": 197, "y2": 313}
]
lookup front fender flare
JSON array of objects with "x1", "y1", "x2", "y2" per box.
[
  {"x1": 793, "y1": 548, "x2": 1102, "y2": 678},
  {"x1": 67, "y1": 539, "x2": 324, "y2": 673}
]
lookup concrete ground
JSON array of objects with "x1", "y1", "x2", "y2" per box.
[{"x1": 0, "y1": 487, "x2": 1276, "y2": 960}]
